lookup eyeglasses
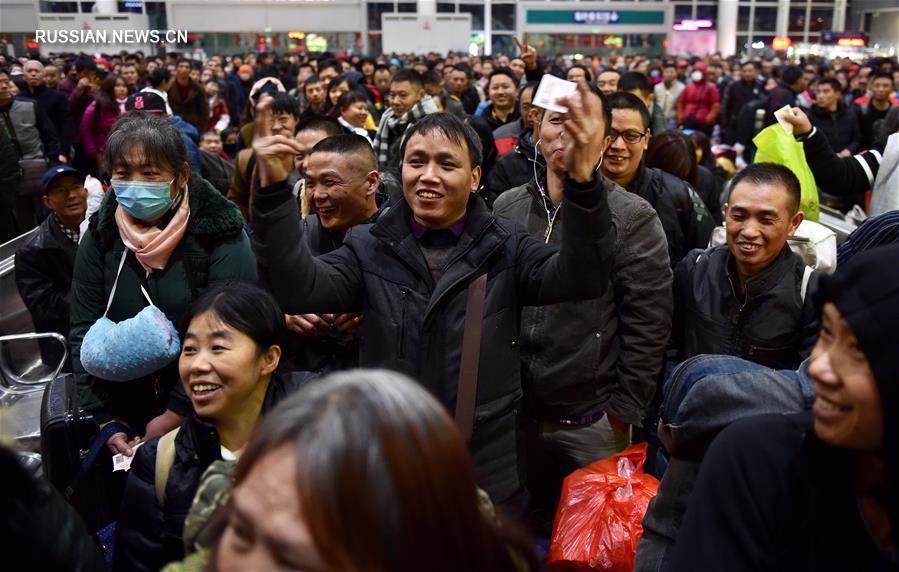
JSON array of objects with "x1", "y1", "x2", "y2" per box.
[{"x1": 609, "y1": 129, "x2": 647, "y2": 145}]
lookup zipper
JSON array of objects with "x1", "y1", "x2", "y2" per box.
[{"x1": 397, "y1": 288, "x2": 409, "y2": 358}]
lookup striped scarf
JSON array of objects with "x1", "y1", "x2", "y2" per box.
[{"x1": 373, "y1": 96, "x2": 439, "y2": 169}]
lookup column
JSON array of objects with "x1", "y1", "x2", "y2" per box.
[
  {"x1": 484, "y1": 0, "x2": 492, "y2": 56},
  {"x1": 832, "y1": 0, "x2": 847, "y2": 32},
  {"x1": 776, "y1": 0, "x2": 790, "y2": 38},
  {"x1": 418, "y1": 0, "x2": 436, "y2": 16},
  {"x1": 717, "y1": 0, "x2": 739, "y2": 58}
]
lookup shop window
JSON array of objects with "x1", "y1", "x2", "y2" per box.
[
  {"x1": 367, "y1": 3, "x2": 394, "y2": 32},
  {"x1": 40, "y1": 2, "x2": 78, "y2": 13},
  {"x1": 492, "y1": 34, "x2": 516, "y2": 56},
  {"x1": 753, "y1": 7, "x2": 777, "y2": 32},
  {"x1": 80, "y1": 2, "x2": 94, "y2": 12},
  {"x1": 808, "y1": 9, "x2": 831, "y2": 32},
  {"x1": 397, "y1": 3, "x2": 416, "y2": 13},
  {"x1": 674, "y1": 4, "x2": 693, "y2": 22},
  {"x1": 738, "y1": 6, "x2": 751, "y2": 32},
  {"x1": 789, "y1": 7, "x2": 807, "y2": 32},
  {"x1": 491, "y1": 4, "x2": 515, "y2": 32},
  {"x1": 437, "y1": 2, "x2": 455, "y2": 13},
  {"x1": 459, "y1": 4, "x2": 484, "y2": 31},
  {"x1": 695, "y1": 4, "x2": 718, "y2": 22},
  {"x1": 367, "y1": 33, "x2": 383, "y2": 56}
]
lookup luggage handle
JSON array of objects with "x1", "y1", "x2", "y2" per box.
[{"x1": 0, "y1": 332, "x2": 68, "y2": 391}]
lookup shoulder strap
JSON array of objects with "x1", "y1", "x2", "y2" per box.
[
  {"x1": 800, "y1": 265, "x2": 814, "y2": 303},
  {"x1": 454, "y1": 273, "x2": 488, "y2": 442},
  {"x1": 155, "y1": 427, "x2": 180, "y2": 507}
]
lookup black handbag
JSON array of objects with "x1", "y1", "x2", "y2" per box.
[{"x1": 40, "y1": 374, "x2": 128, "y2": 535}]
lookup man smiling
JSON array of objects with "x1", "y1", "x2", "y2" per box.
[
  {"x1": 248, "y1": 85, "x2": 616, "y2": 508},
  {"x1": 671, "y1": 163, "x2": 819, "y2": 370}
]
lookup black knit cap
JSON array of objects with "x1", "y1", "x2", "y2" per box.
[{"x1": 815, "y1": 243, "x2": 899, "y2": 544}]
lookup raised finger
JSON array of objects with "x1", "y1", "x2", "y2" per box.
[
  {"x1": 255, "y1": 97, "x2": 273, "y2": 139},
  {"x1": 514, "y1": 36, "x2": 524, "y2": 51},
  {"x1": 523, "y1": 32, "x2": 529, "y2": 48}
]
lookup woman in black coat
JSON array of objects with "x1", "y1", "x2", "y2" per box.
[{"x1": 113, "y1": 284, "x2": 298, "y2": 572}]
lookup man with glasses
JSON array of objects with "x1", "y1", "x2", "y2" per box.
[{"x1": 601, "y1": 92, "x2": 714, "y2": 266}]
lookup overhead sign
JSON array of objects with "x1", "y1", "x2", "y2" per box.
[
  {"x1": 673, "y1": 19, "x2": 714, "y2": 31},
  {"x1": 527, "y1": 10, "x2": 666, "y2": 26},
  {"x1": 772, "y1": 36, "x2": 792, "y2": 50},
  {"x1": 821, "y1": 30, "x2": 867, "y2": 46}
]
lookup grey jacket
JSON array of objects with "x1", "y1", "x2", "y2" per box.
[
  {"x1": 493, "y1": 178, "x2": 672, "y2": 426},
  {"x1": 251, "y1": 176, "x2": 616, "y2": 502}
]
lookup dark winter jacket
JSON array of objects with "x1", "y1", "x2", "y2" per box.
[
  {"x1": 671, "y1": 413, "x2": 897, "y2": 571},
  {"x1": 14, "y1": 214, "x2": 78, "y2": 340},
  {"x1": 23, "y1": 83, "x2": 73, "y2": 158},
  {"x1": 70, "y1": 175, "x2": 257, "y2": 430},
  {"x1": 167, "y1": 80, "x2": 210, "y2": 134},
  {"x1": 493, "y1": 178, "x2": 672, "y2": 425},
  {"x1": 456, "y1": 85, "x2": 483, "y2": 115},
  {"x1": 626, "y1": 164, "x2": 715, "y2": 266},
  {"x1": 251, "y1": 174, "x2": 616, "y2": 502},
  {"x1": 481, "y1": 104, "x2": 520, "y2": 132},
  {"x1": 721, "y1": 78, "x2": 764, "y2": 141},
  {"x1": 1, "y1": 97, "x2": 60, "y2": 160},
  {"x1": 765, "y1": 83, "x2": 798, "y2": 126},
  {"x1": 488, "y1": 129, "x2": 543, "y2": 203},
  {"x1": 672, "y1": 244, "x2": 819, "y2": 370},
  {"x1": 113, "y1": 375, "x2": 299, "y2": 572},
  {"x1": 808, "y1": 101, "x2": 862, "y2": 154}
]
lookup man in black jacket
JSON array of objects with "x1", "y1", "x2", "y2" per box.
[
  {"x1": 600, "y1": 92, "x2": 714, "y2": 266},
  {"x1": 671, "y1": 163, "x2": 818, "y2": 370},
  {"x1": 14, "y1": 165, "x2": 87, "y2": 366},
  {"x1": 249, "y1": 87, "x2": 616, "y2": 507},
  {"x1": 721, "y1": 61, "x2": 763, "y2": 145},
  {"x1": 808, "y1": 78, "x2": 862, "y2": 157},
  {"x1": 448, "y1": 63, "x2": 483, "y2": 115},
  {"x1": 22, "y1": 60, "x2": 72, "y2": 162}
]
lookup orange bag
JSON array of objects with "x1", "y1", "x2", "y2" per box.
[{"x1": 547, "y1": 443, "x2": 660, "y2": 572}]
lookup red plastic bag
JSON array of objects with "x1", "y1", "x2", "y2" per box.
[{"x1": 547, "y1": 443, "x2": 660, "y2": 572}]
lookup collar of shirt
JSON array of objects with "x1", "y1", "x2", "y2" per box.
[
  {"x1": 54, "y1": 214, "x2": 80, "y2": 244},
  {"x1": 410, "y1": 211, "x2": 468, "y2": 244}
]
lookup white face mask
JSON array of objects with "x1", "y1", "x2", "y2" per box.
[{"x1": 691, "y1": 71, "x2": 704, "y2": 82}]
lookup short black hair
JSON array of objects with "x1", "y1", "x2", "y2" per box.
[
  {"x1": 309, "y1": 133, "x2": 377, "y2": 173},
  {"x1": 176, "y1": 57, "x2": 192, "y2": 68},
  {"x1": 619, "y1": 71, "x2": 652, "y2": 99},
  {"x1": 298, "y1": 116, "x2": 343, "y2": 137},
  {"x1": 817, "y1": 77, "x2": 843, "y2": 93},
  {"x1": 487, "y1": 67, "x2": 517, "y2": 90},
  {"x1": 74, "y1": 56, "x2": 97, "y2": 73},
  {"x1": 147, "y1": 67, "x2": 171, "y2": 89},
  {"x1": 336, "y1": 89, "x2": 369, "y2": 112},
  {"x1": 374, "y1": 64, "x2": 391, "y2": 74},
  {"x1": 181, "y1": 283, "x2": 285, "y2": 355},
  {"x1": 401, "y1": 112, "x2": 482, "y2": 169},
  {"x1": 871, "y1": 71, "x2": 894, "y2": 85},
  {"x1": 303, "y1": 75, "x2": 323, "y2": 96},
  {"x1": 606, "y1": 91, "x2": 651, "y2": 131},
  {"x1": 318, "y1": 58, "x2": 344, "y2": 77},
  {"x1": 391, "y1": 69, "x2": 423, "y2": 90},
  {"x1": 270, "y1": 92, "x2": 300, "y2": 122},
  {"x1": 729, "y1": 162, "x2": 801, "y2": 214},
  {"x1": 103, "y1": 111, "x2": 187, "y2": 184},
  {"x1": 452, "y1": 63, "x2": 473, "y2": 79},
  {"x1": 420, "y1": 69, "x2": 443, "y2": 88}
]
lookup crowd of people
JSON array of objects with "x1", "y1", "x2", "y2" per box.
[{"x1": 1, "y1": 41, "x2": 898, "y2": 571}]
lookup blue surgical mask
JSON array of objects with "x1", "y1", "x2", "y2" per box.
[
  {"x1": 650, "y1": 70, "x2": 660, "y2": 78},
  {"x1": 111, "y1": 178, "x2": 176, "y2": 221}
]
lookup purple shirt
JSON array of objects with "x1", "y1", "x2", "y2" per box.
[{"x1": 410, "y1": 211, "x2": 469, "y2": 241}]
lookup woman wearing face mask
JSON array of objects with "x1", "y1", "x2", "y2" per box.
[
  {"x1": 70, "y1": 111, "x2": 257, "y2": 461},
  {"x1": 81, "y1": 74, "x2": 130, "y2": 175},
  {"x1": 113, "y1": 283, "x2": 291, "y2": 572},
  {"x1": 209, "y1": 369, "x2": 538, "y2": 572},
  {"x1": 670, "y1": 243, "x2": 899, "y2": 571}
]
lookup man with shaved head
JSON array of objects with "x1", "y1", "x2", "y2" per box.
[{"x1": 21, "y1": 59, "x2": 72, "y2": 163}]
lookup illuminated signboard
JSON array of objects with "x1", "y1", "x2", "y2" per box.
[
  {"x1": 772, "y1": 36, "x2": 792, "y2": 50},
  {"x1": 527, "y1": 10, "x2": 666, "y2": 25},
  {"x1": 822, "y1": 31, "x2": 867, "y2": 47},
  {"x1": 837, "y1": 38, "x2": 866, "y2": 47},
  {"x1": 673, "y1": 19, "x2": 714, "y2": 31},
  {"x1": 124, "y1": 1, "x2": 144, "y2": 7}
]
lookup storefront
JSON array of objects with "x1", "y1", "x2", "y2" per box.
[{"x1": 516, "y1": 2, "x2": 673, "y2": 57}]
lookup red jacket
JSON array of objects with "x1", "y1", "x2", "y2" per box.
[
  {"x1": 80, "y1": 100, "x2": 120, "y2": 157},
  {"x1": 678, "y1": 81, "x2": 720, "y2": 125}
]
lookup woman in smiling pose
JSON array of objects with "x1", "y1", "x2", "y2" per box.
[
  {"x1": 112, "y1": 283, "x2": 293, "y2": 572},
  {"x1": 670, "y1": 244, "x2": 899, "y2": 571}
]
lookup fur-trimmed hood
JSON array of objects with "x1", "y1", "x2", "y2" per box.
[{"x1": 89, "y1": 173, "x2": 245, "y2": 247}]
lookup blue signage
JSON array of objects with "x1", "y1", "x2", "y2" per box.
[{"x1": 573, "y1": 11, "x2": 620, "y2": 24}]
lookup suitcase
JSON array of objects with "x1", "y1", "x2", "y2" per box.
[{"x1": 40, "y1": 374, "x2": 127, "y2": 534}]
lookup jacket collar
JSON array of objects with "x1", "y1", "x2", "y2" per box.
[
  {"x1": 726, "y1": 244, "x2": 796, "y2": 300},
  {"x1": 90, "y1": 173, "x2": 244, "y2": 246}
]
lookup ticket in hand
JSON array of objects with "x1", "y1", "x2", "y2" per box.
[
  {"x1": 112, "y1": 442, "x2": 144, "y2": 472},
  {"x1": 773, "y1": 105, "x2": 795, "y2": 134},
  {"x1": 533, "y1": 74, "x2": 579, "y2": 114}
]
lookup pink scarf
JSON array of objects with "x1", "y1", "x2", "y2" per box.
[{"x1": 115, "y1": 188, "x2": 191, "y2": 272}]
